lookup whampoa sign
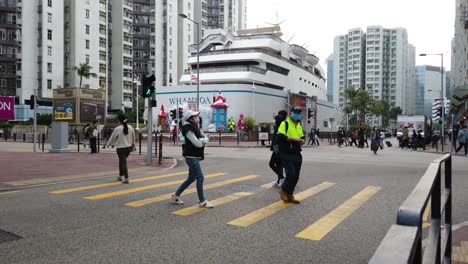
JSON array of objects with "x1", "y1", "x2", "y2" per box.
[{"x1": 0, "y1": 96, "x2": 14, "y2": 120}]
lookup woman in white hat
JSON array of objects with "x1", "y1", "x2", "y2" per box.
[{"x1": 172, "y1": 110, "x2": 213, "y2": 208}]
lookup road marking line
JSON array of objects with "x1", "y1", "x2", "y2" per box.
[
  {"x1": 49, "y1": 171, "x2": 188, "y2": 194},
  {"x1": 84, "y1": 173, "x2": 226, "y2": 200},
  {"x1": 0, "y1": 190, "x2": 20, "y2": 195},
  {"x1": 125, "y1": 175, "x2": 257, "y2": 207},
  {"x1": 172, "y1": 192, "x2": 252, "y2": 216},
  {"x1": 260, "y1": 182, "x2": 273, "y2": 188},
  {"x1": 7, "y1": 167, "x2": 153, "y2": 187},
  {"x1": 227, "y1": 182, "x2": 335, "y2": 227},
  {"x1": 295, "y1": 186, "x2": 381, "y2": 241},
  {"x1": 422, "y1": 198, "x2": 431, "y2": 229}
]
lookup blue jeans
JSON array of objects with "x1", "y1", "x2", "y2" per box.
[{"x1": 175, "y1": 157, "x2": 205, "y2": 202}]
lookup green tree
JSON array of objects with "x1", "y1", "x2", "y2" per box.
[
  {"x1": 72, "y1": 63, "x2": 98, "y2": 88},
  {"x1": 344, "y1": 86, "x2": 375, "y2": 125}
]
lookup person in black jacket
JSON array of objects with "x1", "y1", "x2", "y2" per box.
[
  {"x1": 269, "y1": 110, "x2": 287, "y2": 188},
  {"x1": 172, "y1": 110, "x2": 213, "y2": 208}
]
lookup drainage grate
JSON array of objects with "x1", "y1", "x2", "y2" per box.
[{"x1": 0, "y1": 229, "x2": 22, "y2": 244}]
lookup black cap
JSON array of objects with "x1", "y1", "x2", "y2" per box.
[
  {"x1": 278, "y1": 110, "x2": 287, "y2": 118},
  {"x1": 291, "y1": 107, "x2": 302, "y2": 113}
]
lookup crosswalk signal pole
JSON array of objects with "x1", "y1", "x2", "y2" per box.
[{"x1": 33, "y1": 90, "x2": 37, "y2": 153}]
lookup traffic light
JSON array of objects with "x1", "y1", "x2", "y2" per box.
[
  {"x1": 307, "y1": 108, "x2": 314, "y2": 119},
  {"x1": 141, "y1": 74, "x2": 155, "y2": 98},
  {"x1": 29, "y1": 95, "x2": 36, "y2": 110},
  {"x1": 178, "y1": 107, "x2": 183, "y2": 119},
  {"x1": 170, "y1": 109, "x2": 176, "y2": 120}
]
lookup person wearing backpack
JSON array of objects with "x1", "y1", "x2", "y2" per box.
[
  {"x1": 455, "y1": 123, "x2": 467, "y2": 156},
  {"x1": 276, "y1": 107, "x2": 305, "y2": 204},
  {"x1": 82, "y1": 123, "x2": 90, "y2": 149},
  {"x1": 269, "y1": 110, "x2": 287, "y2": 188}
]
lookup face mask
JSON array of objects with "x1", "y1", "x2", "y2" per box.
[
  {"x1": 193, "y1": 117, "x2": 200, "y2": 124},
  {"x1": 291, "y1": 113, "x2": 301, "y2": 121}
]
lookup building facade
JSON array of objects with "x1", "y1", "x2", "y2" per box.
[
  {"x1": 332, "y1": 26, "x2": 416, "y2": 124},
  {"x1": 415, "y1": 65, "x2": 446, "y2": 120},
  {"x1": 0, "y1": 0, "x2": 17, "y2": 97},
  {"x1": 326, "y1": 54, "x2": 333, "y2": 103},
  {"x1": 451, "y1": 0, "x2": 468, "y2": 91}
]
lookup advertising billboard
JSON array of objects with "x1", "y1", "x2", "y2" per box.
[
  {"x1": 54, "y1": 100, "x2": 74, "y2": 121},
  {"x1": 80, "y1": 99, "x2": 105, "y2": 121},
  {"x1": 0, "y1": 96, "x2": 14, "y2": 120}
]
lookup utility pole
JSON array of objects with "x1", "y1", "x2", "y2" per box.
[
  {"x1": 146, "y1": 66, "x2": 155, "y2": 165},
  {"x1": 33, "y1": 90, "x2": 37, "y2": 152}
]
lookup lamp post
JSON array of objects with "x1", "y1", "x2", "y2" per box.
[
  {"x1": 252, "y1": 81, "x2": 256, "y2": 121},
  {"x1": 420, "y1": 53, "x2": 444, "y2": 152},
  {"x1": 179, "y1": 13, "x2": 200, "y2": 111}
]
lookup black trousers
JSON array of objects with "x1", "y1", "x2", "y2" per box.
[
  {"x1": 269, "y1": 152, "x2": 284, "y2": 182},
  {"x1": 117, "y1": 147, "x2": 132, "y2": 178},
  {"x1": 455, "y1": 142, "x2": 467, "y2": 155},
  {"x1": 90, "y1": 138, "x2": 97, "y2": 153},
  {"x1": 281, "y1": 154, "x2": 302, "y2": 195}
]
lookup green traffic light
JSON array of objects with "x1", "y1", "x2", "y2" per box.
[{"x1": 146, "y1": 89, "x2": 151, "y2": 95}]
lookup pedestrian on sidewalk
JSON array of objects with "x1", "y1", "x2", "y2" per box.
[
  {"x1": 277, "y1": 107, "x2": 305, "y2": 204},
  {"x1": 307, "y1": 128, "x2": 315, "y2": 145},
  {"x1": 455, "y1": 123, "x2": 467, "y2": 156},
  {"x1": 88, "y1": 121, "x2": 98, "y2": 154},
  {"x1": 172, "y1": 110, "x2": 213, "y2": 208},
  {"x1": 270, "y1": 110, "x2": 287, "y2": 188},
  {"x1": 371, "y1": 127, "x2": 379, "y2": 155},
  {"x1": 83, "y1": 123, "x2": 90, "y2": 149},
  {"x1": 105, "y1": 115, "x2": 136, "y2": 184}
]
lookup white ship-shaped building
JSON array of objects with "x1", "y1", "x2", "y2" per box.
[{"x1": 155, "y1": 26, "x2": 342, "y2": 132}]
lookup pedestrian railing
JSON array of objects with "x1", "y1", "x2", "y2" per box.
[{"x1": 370, "y1": 153, "x2": 452, "y2": 264}]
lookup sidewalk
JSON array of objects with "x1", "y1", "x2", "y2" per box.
[
  {"x1": 453, "y1": 222, "x2": 468, "y2": 263},
  {"x1": 0, "y1": 149, "x2": 175, "y2": 191}
]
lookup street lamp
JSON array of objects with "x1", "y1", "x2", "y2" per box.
[
  {"x1": 179, "y1": 13, "x2": 200, "y2": 111},
  {"x1": 420, "y1": 53, "x2": 444, "y2": 152}
]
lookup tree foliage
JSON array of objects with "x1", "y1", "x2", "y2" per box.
[{"x1": 73, "y1": 63, "x2": 98, "y2": 88}]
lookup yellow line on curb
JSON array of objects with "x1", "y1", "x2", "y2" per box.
[
  {"x1": 172, "y1": 192, "x2": 252, "y2": 216},
  {"x1": 125, "y1": 175, "x2": 257, "y2": 207},
  {"x1": 228, "y1": 182, "x2": 335, "y2": 227},
  {"x1": 422, "y1": 198, "x2": 431, "y2": 229},
  {"x1": 295, "y1": 186, "x2": 381, "y2": 241},
  {"x1": 8, "y1": 167, "x2": 153, "y2": 187},
  {"x1": 0, "y1": 190, "x2": 20, "y2": 195},
  {"x1": 49, "y1": 171, "x2": 188, "y2": 194},
  {"x1": 84, "y1": 173, "x2": 226, "y2": 200}
]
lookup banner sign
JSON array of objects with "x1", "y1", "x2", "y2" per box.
[
  {"x1": 54, "y1": 100, "x2": 74, "y2": 121},
  {"x1": 0, "y1": 96, "x2": 14, "y2": 120}
]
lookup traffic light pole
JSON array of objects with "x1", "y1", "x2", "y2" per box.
[
  {"x1": 147, "y1": 95, "x2": 154, "y2": 165},
  {"x1": 33, "y1": 90, "x2": 37, "y2": 153}
]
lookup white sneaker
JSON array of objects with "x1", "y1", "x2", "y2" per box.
[
  {"x1": 278, "y1": 179, "x2": 284, "y2": 187},
  {"x1": 272, "y1": 181, "x2": 280, "y2": 188},
  {"x1": 199, "y1": 200, "x2": 214, "y2": 208},
  {"x1": 172, "y1": 194, "x2": 184, "y2": 205}
]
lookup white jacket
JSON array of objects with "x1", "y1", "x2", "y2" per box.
[{"x1": 106, "y1": 125, "x2": 135, "y2": 149}]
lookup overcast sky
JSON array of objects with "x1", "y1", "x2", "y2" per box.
[{"x1": 247, "y1": 0, "x2": 455, "y2": 71}]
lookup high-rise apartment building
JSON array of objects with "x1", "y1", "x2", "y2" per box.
[
  {"x1": 326, "y1": 55, "x2": 333, "y2": 103},
  {"x1": 451, "y1": 0, "x2": 468, "y2": 92},
  {"x1": 415, "y1": 65, "x2": 446, "y2": 120},
  {"x1": 16, "y1": 0, "x2": 64, "y2": 105},
  {"x1": 132, "y1": 0, "x2": 153, "y2": 78},
  {"x1": 332, "y1": 26, "x2": 416, "y2": 124},
  {"x1": 204, "y1": 0, "x2": 246, "y2": 34},
  {"x1": 0, "y1": 0, "x2": 17, "y2": 97}
]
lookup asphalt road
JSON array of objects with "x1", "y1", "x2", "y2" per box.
[{"x1": 1, "y1": 144, "x2": 467, "y2": 264}]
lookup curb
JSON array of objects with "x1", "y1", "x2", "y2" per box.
[{"x1": 0, "y1": 157, "x2": 178, "y2": 193}]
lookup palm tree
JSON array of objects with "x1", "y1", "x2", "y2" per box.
[{"x1": 72, "y1": 63, "x2": 98, "y2": 88}]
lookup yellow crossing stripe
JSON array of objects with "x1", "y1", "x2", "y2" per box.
[
  {"x1": 295, "y1": 186, "x2": 381, "y2": 241},
  {"x1": 125, "y1": 175, "x2": 257, "y2": 207},
  {"x1": 0, "y1": 190, "x2": 20, "y2": 195},
  {"x1": 172, "y1": 192, "x2": 252, "y2": 216},
  {"x1": 8, "y1": 167, "x2": 153, "y2": 187},
  {"x1": 228, "y1": 182, "x2": 335, "y2": 227},
  {"x1": 49, "y1": 171, "x2": 189, "y2": 194},
  {"x1": 84, "y1": 173, "x2": 226, "y2": 200}
]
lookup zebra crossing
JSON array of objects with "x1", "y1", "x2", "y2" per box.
[{"x1": 49, "y1": 170, "x2": 382, "y2": 241}]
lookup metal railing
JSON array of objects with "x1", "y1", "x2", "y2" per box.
[
  {"x1": 370, "y1": 153, "x2": 452, "y2": 264},
  {"x1": 183, "y1": 65, "x2": 267, "y2": 75}
]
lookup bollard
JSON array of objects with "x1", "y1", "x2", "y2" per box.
[
  {"x1": 23, "y1": 133, "x2": 25, "y2": 142},
  {"x1": 13, "y1": 133, "x2": 16, "y2": 141},
  {"x1": 139, "y1": 132, "x2": 142, "y2": 155},
  {"x1": 42, "y1": 133, "x2": 45, "y2": 152},
  {"x1": 154, "y1": 132, "x2": 158, "y2": 157},
  {"x1": 219, "y1": 130, "x2": 222, "y2": 145},
  {"x1": 159, "y1": 134, "x2": 163, "y2": 165},
  {"x1": 97, "y1": 133, "x2": 100, "y2": 153},
  {"x1": 77, "y1": 133, "x2": 80, "y2": 153},
  {"x1": 237, "y1": 131, "x2": 240, "y2": 146}
]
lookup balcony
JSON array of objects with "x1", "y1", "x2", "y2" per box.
[{"x1": 184, "y1": 65, "x2": 267, "y2": 75}]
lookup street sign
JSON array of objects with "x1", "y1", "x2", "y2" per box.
[
  {"x1": 258, "y1": 132, "x2": 269, "y2": 140},
  {"x1": 451, "y1": 113, "x2": 455, "y2": 121}
]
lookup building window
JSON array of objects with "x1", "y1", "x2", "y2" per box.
[
  {"x1": 47, "y1": 46, "x2": 52, "y2": 56},
  {"x1": 86, "y1": 25, "x2": 90, "y2": 34},
  {"x1": 47, "y1": 79, "x2": 52, "y2": 89},
  {"x1": 47, "y1": 30, "x2": 52, "y2": 40},
  {"x1": 47, "y1": 63, "x2": 52, "y2": 73},
  {"x1": 0, "y1": 79, "x2": 6, "y2": 88},
  {"x1": 47, "y1": 13, "x2": 52, "y2": 23},
  {"x1": 85, "y1": 39, "x2": 90, "y2": 49},
  {"x1": 48, "y1": 0, "x2": 52, "y2": 7},
  {"x1": 169, "y1": 62, "x2": 172, "y2": 69},
  {"x1": 169, "y1": 27, "x2": 172, "y2": 35},
  {"x1": 86, "y1": 9, "x2": 90, "y2": 18},
  {"x1": 85, "y1": 55, "x2": 90, "y2": 64}
]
